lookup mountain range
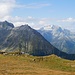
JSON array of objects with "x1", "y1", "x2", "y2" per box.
[
  {"x1": 0, "y1": 21, "x2": 58, "y2": 56},
  {"x1": 38, "y1": 25, "x2": 75, "y2": 54},
  {"x1": 0, "y1": 21, "x2": 75, "y2": 60}
]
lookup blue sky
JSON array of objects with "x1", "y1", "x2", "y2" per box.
[
  {"x1": 0, "y1": 0, "x2": 75, "y2": 32},
  {"x1": 13, "y1": 0, "x2": 75, "y2": 18}
]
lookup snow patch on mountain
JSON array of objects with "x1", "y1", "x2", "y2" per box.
[{"x1": 38, "y1": 24, "x2": 75, "y2": 54}]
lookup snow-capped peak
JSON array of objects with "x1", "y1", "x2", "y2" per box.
[{"x1": 40, "y1": 25, "x2": 60, "y2": 31}]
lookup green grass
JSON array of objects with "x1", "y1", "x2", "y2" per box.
[
  {"x1": 37, "y1": 55, "x2": 75, "y2": 72},
  {"x1": 0, "y1": 54, "x2": 75, "y2": 75}
]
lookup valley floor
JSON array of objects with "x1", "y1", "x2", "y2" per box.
[{"x1": 0, "y1": 54, "x2": 75, "y2": 75}]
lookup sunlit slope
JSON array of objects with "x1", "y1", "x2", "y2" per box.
[{"x1": 0, "y1": 54, "x2": 75, "y2": 75}]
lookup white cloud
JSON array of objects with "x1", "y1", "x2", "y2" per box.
[
  {"x1": 56, "y1": 17, "x2": 75, "y2": 32},
  {"x1": 0, "y1": 0, "x2": 16, "y2": 18},
  {"x1": 0, "y1": 0, "x2": 50, "y2": 19},
  {"x1": 0, "y1": 15, "x2": 52, "y2": 29},
  {"x1": 0, "y1": 0, "x2": 51, "y2": 28},
  {"x1": 14, "y1": 22, "x2": 27, "y2": 27},
  {"x1": 58, "y1": 17, "x2": 75, "y2": 22},
  {"x1": 0, "y1": 16, "x2": 35, "y2": 26},
  {"x1": 39, "y1": 20, "x2": 46, "y2": 25},
  {"x1": 15, "y1": 3, "x2": 50, "y2": 9},
  {"x1": 1, "y1": 15, "x2": 75, "y2": 32},
  {"x1": 39, "y1": 18, "x2": 48, "y2": 25}
]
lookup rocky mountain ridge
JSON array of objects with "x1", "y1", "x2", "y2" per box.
[
  {"x1": 38, "y1": 25, "x2": 75, "y2": 54},
  {"x1": 0, "y1": 21, "x2": 75, "y2": 60}
]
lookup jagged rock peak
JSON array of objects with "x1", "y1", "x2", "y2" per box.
[
  {"x1": 0, "y1": 20, "x2": 14, "y2": 29},
  {"x1": 13, "y1": 24, "x2": 32, "y2": 30},
  {"x1": 20, "y1": 24, "x2": 31, "y2": 29}
]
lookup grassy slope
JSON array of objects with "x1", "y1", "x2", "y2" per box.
[{"x1": 0, "y1": 54, "x2": 75, "y2": 75}]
